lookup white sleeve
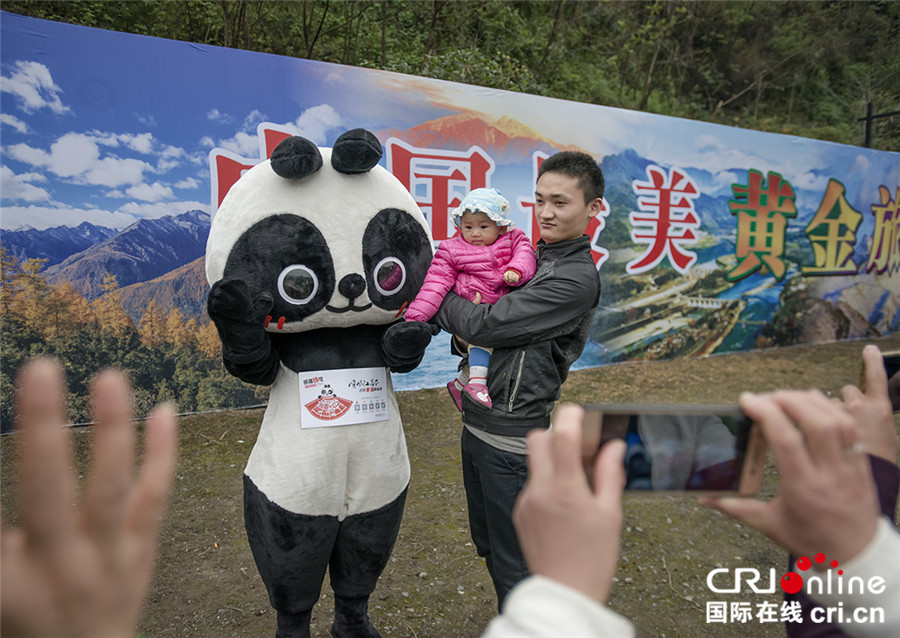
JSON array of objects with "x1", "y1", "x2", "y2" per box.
[
  {"x1": 806, "y1": 517, "x2": 900, "y2": 638},
  {"x1": 481, "y1": 576, "x2": 635, "y2": 638}
]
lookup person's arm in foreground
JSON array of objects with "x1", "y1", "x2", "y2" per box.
[
  {"x1": 778, "y1": 345, "x2": 900, "y2": 638},
  {"x1": 482, "y1": 405, "x2": 635, "y2": 637},
  {"x1": 704, "y1": 390, "x2": 900, "y2": 638},
  {"x1": 0, "y1": 358, "x2": 179, "y2": 638}
]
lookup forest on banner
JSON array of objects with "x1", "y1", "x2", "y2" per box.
[{"x1": 0, "y1": 248, "x2": 265, "y2": 430}]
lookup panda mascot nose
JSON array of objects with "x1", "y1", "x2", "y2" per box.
[{"x1": 338, "y1": 273, "x2": 366, "y2": 300}]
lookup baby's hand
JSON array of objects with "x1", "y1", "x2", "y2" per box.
[{"x1": 504, "y1": 270, "x2": 521, "y2": 285}]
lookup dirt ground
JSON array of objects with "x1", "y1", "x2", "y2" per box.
[{"x1": 2, "y1": 334, "x2": 899, "y2": 638}]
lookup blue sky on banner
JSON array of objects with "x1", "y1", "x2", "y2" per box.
[{"x1": 1, "y1": 9, "x2": 898, "y2": 241}]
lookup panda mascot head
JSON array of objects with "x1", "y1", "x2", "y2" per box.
[{"x1": 205, "y1": 129, "x2": 435, "y2": 638}]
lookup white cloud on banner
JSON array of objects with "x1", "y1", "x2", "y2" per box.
[
  {"x1": 214, "y1": 130, "x2": 259, "y2": 157},
  {"x1": 243, "y1": 109, "x2": 267, "y2": 131},
  {"x1": 135, "y1": 113, "x2": 157, "y2": 127},
  {"x1": 286, "y1": 104, "x2": 341, "y2": 145},
  {"x1": 175, "y1": 177, "x2": 200, "y2": 189},
  {"x1": 212, "y1": 105, "x2": 342, "y2": 158},
  {"x1": 0, "y1": 60, "x2": 71, "y2": 115},
  {"x1": 0, "y1": 166, "x2": 50, "y2": 202},
  {"x1": 126, "y1": 182, "x2": 175, "y2": 202},
  {"x1": 4, "y1": 132, "x2": 181, "y2": 189},
  {"x1": 207, "y1": 108, "x2": 233, "y2": 124},
  {"x1": 1, "y1": 113, "x2": 29, "y2": 133},
  {"x1": 791, "y1": 171, "x2": 831, "y2": 191}
]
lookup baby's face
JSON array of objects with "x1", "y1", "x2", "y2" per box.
[{"x1": 459, "y1": 211, "x2": 503, "y2": 246}]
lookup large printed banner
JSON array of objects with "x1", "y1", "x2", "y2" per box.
[{"x1": 2, "y1": 12, "x2": 899, "y2": 396}]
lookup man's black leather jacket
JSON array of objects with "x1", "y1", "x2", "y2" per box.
[{"x1": 435, "y1": 235, "x2": 601, "y2": 436}]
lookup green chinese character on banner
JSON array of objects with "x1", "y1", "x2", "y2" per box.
[
  {"x1": 866, "y1": 185, "x2": 900, "y2": 276},
  {"x1": 801, "y1": 178, "x2": 862, "y2": 275},
  {"x1": 727, "y1": 170, "x2": 797, "y2": 281}
]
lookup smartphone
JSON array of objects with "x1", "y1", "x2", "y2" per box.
[
  {"x1": 881, "y1": 350, "x2": 900, "y2": 412},
  {"x1": 581, "y1": 404, "x2": 766, "y2": 496}
]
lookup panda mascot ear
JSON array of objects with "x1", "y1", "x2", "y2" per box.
[
  {"x1": 270, "y1": 136, "x2": 323, "y2": 179},
  {"x1": 331, "y1": 128, "x2": 383, "y2": 174}
]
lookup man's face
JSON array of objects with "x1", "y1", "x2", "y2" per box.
[{"x1": 534, "y1": 171, "x2": 601, "y2": 243}]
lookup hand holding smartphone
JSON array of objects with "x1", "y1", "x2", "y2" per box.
[{"x1": 581, "y1": 404, "x2": 766, "y2": 496}]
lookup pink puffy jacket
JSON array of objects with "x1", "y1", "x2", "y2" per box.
[{"x1": 405, "y1": 227, "x2": 537, "y2": 322}]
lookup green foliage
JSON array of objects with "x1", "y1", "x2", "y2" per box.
[{"x1": 3, "y1": 0, "x2": 896, "y2": 149}]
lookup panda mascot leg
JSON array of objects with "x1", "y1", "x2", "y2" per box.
[
  {"x1": 244, "y1": 475, "x2": 407, "y2": 638},
  {"x1": 205, "y1": 130, "x2": 436, "y2": 638}
]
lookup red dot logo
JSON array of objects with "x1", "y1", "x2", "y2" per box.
[{"x1": 781, "y1": 572, "x2": 804, "y2": 594}]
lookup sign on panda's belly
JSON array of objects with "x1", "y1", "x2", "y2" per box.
[
  {"x1": 245, "y1": 364, "x2": 410, "y2": 517},
  {"x1": 299, "y1": 367, "x2": 388, "y2": 427}
]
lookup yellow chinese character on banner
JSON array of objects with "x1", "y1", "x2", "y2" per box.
[
  {"x1": 866, "y1": 185, "x2": 900, "y2": 276},
  {"x1": 801, "y1": 179, "x2": 862, "y2": 275},
  {"x1": 728, "y1": 170, "x2": 797, "y2": 281}
]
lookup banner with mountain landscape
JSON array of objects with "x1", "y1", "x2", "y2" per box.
[{"x1": 2, "y1": 11, "x2": 899, "y2": 426}]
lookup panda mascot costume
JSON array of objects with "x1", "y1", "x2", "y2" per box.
[{"x1": 205, "y1": 129, "x2": 436, "y2": 638}]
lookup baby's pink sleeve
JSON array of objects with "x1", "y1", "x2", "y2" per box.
[
  {"x1": 404, "y1": 242, "x2": 458, "y2": 322},
  {"x1": 505, "y1": 229, "x2": 537, "y2": 285}
]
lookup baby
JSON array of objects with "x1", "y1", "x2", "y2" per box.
[{"x1": 404, "y1": 188, "x2": 537, "y2": 409}]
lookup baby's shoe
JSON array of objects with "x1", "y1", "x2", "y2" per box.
[
  {"x1": 447, "y1": 380, "x2": 464, "y2": 412},
  {"x1": 463, "y1": 381, "x2": 492, "y2": 409}
]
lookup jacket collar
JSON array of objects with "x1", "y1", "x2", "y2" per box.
[{"x1": 536, "y1": 234, "x2": 591, "y2": 261}]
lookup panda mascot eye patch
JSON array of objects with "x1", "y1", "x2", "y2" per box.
[
  {"x1": 363, "y1": 207, "x2": 431, "y2": 311},
  {"x1": 222, "y1": 213, "x2": 335, "y2": 322}
]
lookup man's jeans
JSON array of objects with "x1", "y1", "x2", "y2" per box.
[{"x1": 460, "y1": 427, "x2": 530, "y2": 610}]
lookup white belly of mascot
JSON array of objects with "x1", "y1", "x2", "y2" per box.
[{"x1": 205, "y1": 130, "x2": 436, "y2": 638}]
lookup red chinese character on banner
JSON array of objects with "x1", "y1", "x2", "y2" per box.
[
  {"x1": 517, "y1": 151, "x2": 610, "y2": 269},
  {"x1": 386, "y1": 138, "x2": 495, "y2": 241},
  {"x1": 626, "y1": 165, "x2": 700, "y2": 275},
  {"x1": 866, "y1": 185, "x2": 900, "y2": 276},
  {"x1": 209, "y1": 123, "x2": 296, "y2": 210},
  {"x1": 517, "y1": 151, "x2": 550, "y2": 247}
]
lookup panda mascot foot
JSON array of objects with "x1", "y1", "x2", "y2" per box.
[
  {"x1": 331, "y1": 596, "x2": 381, "y2": 638},
  {"x1": 275, "y1": 609, "x2": 312, "y2": 638}
]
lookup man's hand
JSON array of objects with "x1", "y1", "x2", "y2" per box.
[
  {"x1": 703, "y1": 390, "x2": 880, "y2": 565},
  {"x1": 513, "y1": 404, "x2": 626, "y2": 604},
  {"x1": 1, "y1": 359, "x2": 178, "y2": 638},
  {"x1": 840, "y1": 344, "x2": 900, "y2": 463}
]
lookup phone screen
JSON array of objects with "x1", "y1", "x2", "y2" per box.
[
  {"x1": 884, "y1": 351, "x2": 900, "y2": 412},
  {"x1": 582, "y1": 405, "x2": 758, "y2": 493}
]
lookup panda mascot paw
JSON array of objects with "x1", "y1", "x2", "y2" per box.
[
  {"x1": 382, "y1": 320, "x2": 441, "y2": 372},
  {"x1": 205, "y1": 129, "x2": 434, "y2": 638},
  {"x1": 207, "y1": 278, "x2": 275, "y2": 360}
]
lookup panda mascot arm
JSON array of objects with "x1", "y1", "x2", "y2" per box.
[
  {"x1": 207, "y1": 278, "x2": 279, "y2": 384},
  {"x1": 205, "y1": 129, "x2": 435, "y2": 638}
]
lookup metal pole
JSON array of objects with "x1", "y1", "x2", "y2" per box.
[{"x1": 865, "y1": 102, "x2": 873, "y2": 148}]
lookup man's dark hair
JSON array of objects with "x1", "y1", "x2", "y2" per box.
[{"x1": 537, "y1": 151, "x2": 605, "y2": 203}]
